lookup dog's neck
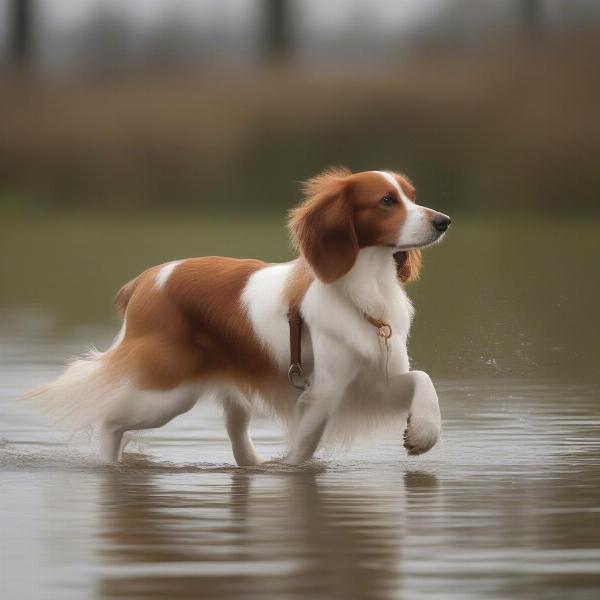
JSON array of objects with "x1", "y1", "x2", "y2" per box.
[{"x1": 333, "y1": 246, "x2": 400, "y2": 321}]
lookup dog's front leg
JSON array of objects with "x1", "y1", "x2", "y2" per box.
[
  {"x1": 284, "y1": 391, "x2": 331, "y2": 465},
  {"x1": 389, "y1": 370, "x2": 441, "y2": 456},
  {"x1": 284, "y1": 337, "x2": 355, "y2": 465}
]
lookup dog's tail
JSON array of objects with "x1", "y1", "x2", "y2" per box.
[
  {"x1": 114, "y1": 275, "x2": 141, "y2": 314},
  {"x1": 19, "y1": 350, "x2": 129, "y2": 431}
]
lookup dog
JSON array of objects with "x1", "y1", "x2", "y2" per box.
[{"x1": 21, "y1": 168, "x2": 451, "y2": 465}]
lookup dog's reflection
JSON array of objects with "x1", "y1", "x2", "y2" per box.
[{"x1": 97, "y1": 462, "x2": 439, "y2": 600}]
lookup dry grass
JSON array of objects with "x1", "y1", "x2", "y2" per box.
[{"x1": 1, "y1": 37, "x2": 599, "y2": 214}]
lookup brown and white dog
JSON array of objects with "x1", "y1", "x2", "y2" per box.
[{"x1": 21, "y1": 168, "x2": 451, "y2": 465}]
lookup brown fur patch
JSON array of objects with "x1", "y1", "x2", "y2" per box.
[
  {"x1": 289, "y1": 168, "x2": 358, "y2": 283},
  {"x1": 114, "y1": 274, "x2": 142, "y2": 314},
  {"x1": 286, "y1": 258, "x2": 314, "y2": 309},
  {"x1": 395, "y1": 173, "x2": 416, "y2": 201},
  {"x1": 106, "y1": 258, "x2": 281, "y2": 393},
  {"x1": 394, "y1": 249, "x2": 422, "y2": 282}
]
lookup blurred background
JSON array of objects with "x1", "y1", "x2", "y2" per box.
[
  {"x1": 0, "y1": 0, "x2": 599, "y2": 377},
  {"x1": 2, "y1": 0, "x2": 600, "y2": 214},
  {"x1": 2, "y1": 6, "x2": 600, "y2": 599}
]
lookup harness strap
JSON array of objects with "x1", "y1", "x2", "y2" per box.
[{"x1": 287, "y1": 305, "x2": 307, "y2": 390}]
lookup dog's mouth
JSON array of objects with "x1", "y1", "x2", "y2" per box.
[
  {"x1": 395, "y1": 230, "x2": 447, "y2": 251},
  {"x1": 423, "y1": 229, "x2": 448, "y2": 248}
]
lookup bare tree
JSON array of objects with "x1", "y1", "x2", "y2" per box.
[
  {"x1": 519, "y1": 0, "x2": 543, "y2": 36},
  {"x1": 263, "y1": 0, "x2": 289, "y2": 60},
  {"x1": 9, "y1": 0, "x2": 33, "y2": 69}
]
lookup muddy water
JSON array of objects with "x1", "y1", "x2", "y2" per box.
[{"x1": 1, "y1": 216, "x2": 599, "y2": 599}]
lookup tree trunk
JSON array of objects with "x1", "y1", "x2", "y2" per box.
[
  {"x1": 519, "y1": 0, "x2": 543, "y2": 37},
  {"x1": 264, "y1": 0, "x2": 289, "y2": 61},
  {"x1": 9, "y1": 0, "x2": 33, "y2": 69}
]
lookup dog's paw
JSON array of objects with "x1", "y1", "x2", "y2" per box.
[{"x1": 403, "y1": 414, "x2": 440, "y2": 456}]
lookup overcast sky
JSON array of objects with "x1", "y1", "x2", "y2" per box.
[
  {"x1": 0, "y1": 0, "x2": 447, "y2": 32},
  {"x1": 0, "y1": 0, "x2": 454, "y2": 73},
  {"x1": 0, "y1": 1, "x2": 593, "y2": 74}
]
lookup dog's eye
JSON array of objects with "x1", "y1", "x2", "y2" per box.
[{"x1": 380, "y1": 195, "x2": 397, "y2": 207}]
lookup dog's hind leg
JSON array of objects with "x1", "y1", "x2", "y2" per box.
[
  {"x1": 98, "y1": 384, "x2": 201, "y2": 463},
  {"x1": 119, "y1": 431, "x2": 135, "y2": 457},
  {"x1": 99, "y1": 424, "x2": 126, "y2": 463},
  {"x1": 223, "y1": 392, "x2": 263, "y2": 466}
]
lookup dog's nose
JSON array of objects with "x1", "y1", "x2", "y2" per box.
[{"x1": 433, "y1": 214, "x2": 451, "y2": 232}]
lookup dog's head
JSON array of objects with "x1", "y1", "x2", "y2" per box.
[{"x1": 289, "y1": 167, "x2": 451, "y2": 283}]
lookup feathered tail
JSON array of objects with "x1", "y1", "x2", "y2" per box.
[{"x1": 19, "y1": 349, "x2": 129, "y2": 431}]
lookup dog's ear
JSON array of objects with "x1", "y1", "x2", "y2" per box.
[
  {"x1": 394, "y1": 249, "x2": 422, "y2": 283},
  {"x1": 289, "y1": 167, "x2": 357, "y2": 283}
]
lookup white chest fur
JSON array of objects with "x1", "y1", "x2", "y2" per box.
[{"x1": 302, "y1": 247, "x2": 413, "y2": 370}]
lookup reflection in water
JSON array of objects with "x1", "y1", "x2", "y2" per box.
[
  {"x1": 2, "y1": 371, "x2": 600, "y2": 599},
  {"x1": 96, "y1": 467, "x2": 432, "y2": 600}
]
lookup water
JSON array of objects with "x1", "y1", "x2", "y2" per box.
[{"x1": 1, "y1": 216, "x2": 599, "y2": 599}]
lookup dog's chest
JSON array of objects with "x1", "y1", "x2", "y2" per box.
[{"x1": 305, "y1": 279, "x2": 413, "y2": 361}]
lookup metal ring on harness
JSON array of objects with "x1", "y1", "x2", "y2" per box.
[
  {"x1": 288, "y1": 362, "x2": 308, "y2": 390},
  {"x1": 376, "y1": 323, "x2": 392, "y2": 340}
]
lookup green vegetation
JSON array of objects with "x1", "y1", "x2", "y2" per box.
[{"x1": 2, "y1": 214, "x2": 598, "y2": 378}]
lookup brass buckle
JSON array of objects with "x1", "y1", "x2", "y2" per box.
[{"x1": 288, "y1": 363, "x2": 308, "y2": 390}]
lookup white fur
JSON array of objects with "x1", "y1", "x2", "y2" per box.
[
  {"x1": 155, "y1": 260, "x2": 183, "y2": 290},
  {"x1": 20, "y1": 351, "x2": 131, "y2": 431},
  {"x1": 98, "y1": 382, "x2": 202, "y2": 461},
  {"x1": 373, "y1": 170, "x2": 403, "y2": 196},
  {"x1": 303, "y1": 247, "x2": 412, "y2": 368},
  {"x1": 242, "y1": 261, "x2": 297, "y2": 371}
]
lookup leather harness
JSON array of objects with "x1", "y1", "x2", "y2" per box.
[{"x1": 287, "y1": 305, "x2": 393, "y2": 390}]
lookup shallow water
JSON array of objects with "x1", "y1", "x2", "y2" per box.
[{"x1": 1, "y1": 216, "x2": 600, "y2": 599}]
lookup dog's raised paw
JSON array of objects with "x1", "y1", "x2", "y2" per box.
[{"x1": 403, "y1": 415, "x2": 440, "y2": 456}]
